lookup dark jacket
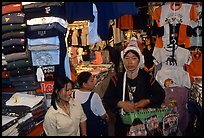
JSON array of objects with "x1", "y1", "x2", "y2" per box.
[{"x1": 104, "y1": 69, "x2": 165, "y2": 113}]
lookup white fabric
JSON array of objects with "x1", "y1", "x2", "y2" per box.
[
  {"x1": 74, "y1": 90, "x2": 106, "y2": 116},
  {"x1": 22, "y1": 2, "x2": 40, "y2": 5},
  {"x1": 153, "y1": 46, "x2": 192, "y2": 68},
  {"x1": 44, "y1": 99, "x2": 87, "y2": 136},
  {"x1": 6, "y1": 93, "x2": 44, "y2": 108},
  {"x1": 77, "y1": 48, "x2": 83, "y2": 64},
  {"x1": 81, "y1": 27, "x2": 89, "y2": 46},
  {"x1": 2, "y1": 123, "x2": 18, "y2": 136},
  {"x1": 36, "y1": 66, "x2": 45, "y2": 82},
  {"x1": 18, "y1": 113, "x2": 33, "y2": 124},
  {"x1": 72, "y1": 29, "x2": 78, "y2": 45},
  {"x1": 121, "y1": 38, "x2": 144, "y2": 69},
  {"x1": 159, "y1": 3, "x2": 193, "y2": 26},
  {"x1": 27, "y1": 16, "x2": 68, "y2": 28},
  {"x1": 121, "y1": 71, "x2": 127, "y2": 115},
  {"x1": 2, "y1": 116, "x2": 17, "y2": 127},
  {"x1": 156, "y1": 66, "x2": 191, "y2": 88}
]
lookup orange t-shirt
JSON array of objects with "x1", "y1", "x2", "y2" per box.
[{"x1": 185, "y1": 51, "x2": 202, "y2": 82}]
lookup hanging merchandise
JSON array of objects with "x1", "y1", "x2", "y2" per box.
[
  {"x1": 152, "y1": 2, "x2": 198, "y2": 48},
  {"x1": 190, "y1": 3, "x2": 202, "y2": 47},
  {"x1": 185, "y1": 48, "x2": 202, "y2": 82},
  {"x1": 88, "y1": 3, "x2": 101, "y2": 45},
  {"x1": 36, "y1": 66, "x2": 45, "y2": 82}
]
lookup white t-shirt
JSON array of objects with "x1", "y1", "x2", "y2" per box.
[
  {"x1": 74, "y1": 90, "x2": 106, "y2": 116},
  {"x1": 156, "y1": 66, "x2": 191, "y2": 88},
  {"x1": 153, "y1": 46, "x2": 192, "y2": 68}
]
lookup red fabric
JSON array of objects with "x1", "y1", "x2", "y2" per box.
[
  {"x1": 2, "y1": 3, "x2": 22, "y2": 15},
  {"x1": 118, "y1": 14, "x2": 133, "y2": 30}
]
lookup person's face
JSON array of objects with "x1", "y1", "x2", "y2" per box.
[
  {"x1": 83, "y1": 75, "x2": 97, "y2": 91},
  {"x1": 124, "y1": 52, "x2": 140, "y2": 71},
  {"x1": 145, "y1": 38, "x2": 150, "y2": 46},
  {"x1": 57, "y1": 82, "x2": 73, "y2": 102}
]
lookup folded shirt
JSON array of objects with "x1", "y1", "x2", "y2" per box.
[{"x1": 6, "y1": 92, "x2": 44, "y2": 108}]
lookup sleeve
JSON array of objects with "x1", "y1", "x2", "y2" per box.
[
  {"x1": 91, "y1": 93, "x2": 106, "y2": 116},
  {"x1": 152, "y1": 47, "x2": 161, "y2": 65},
  {"x1": 152, "y1": 6, "x2": 161, "y2": 20},
  {"x1": 148, "y1": 75, "x2": 165, "y2": 106},
  {"x1": 190, "y1": 4, "x2": 198, "y2": 22},
  {"x1": 103, "y1": 75, "x2": 121, "y2": 113},
  {"x1": 43, "y1": 112, "x2": 58, "y2": 136}
]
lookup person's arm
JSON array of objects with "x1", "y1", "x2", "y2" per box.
[
  {"x1": 117, "y1": 100, "x2": 136, "y2": 112},
  {"x1": 148, "y1": 63, "x2": 156, "y2": 72},
  {"x1": 80, "y1": 121, "x2": 87, "y2": 136},
  {"x1": 79, "y1": 103, "x2": 87, "y2": 136}
]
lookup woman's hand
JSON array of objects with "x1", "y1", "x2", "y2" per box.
[
  {"x1": 117, "y1": 101, "x2": 135, "y2": 112},
  {"x1": 144, "y1": 66, "x2": 149, "y2": 73},
  {"x1": 134, "y1": 99, "x2": 150, "y2": 109}
]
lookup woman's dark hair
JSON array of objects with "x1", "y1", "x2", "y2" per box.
[
  {"x1": 124, "y1": 50, "x2": 140, "y2": 61},
  {"x1": 51, "y1": 76, "x2": 73, "y2": 110},
  {"x1": 77, "y1": 71, "x2": 92, "y2": 87}
]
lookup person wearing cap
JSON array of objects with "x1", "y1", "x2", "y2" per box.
[{"x1": 103, "y1": 37, "x2": 165, "y2": 136}]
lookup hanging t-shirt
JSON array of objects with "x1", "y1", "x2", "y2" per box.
[
  {"x1": 156, "y1": 66, "x2": 191, "y2": 88},
  {"x1": 91, "y1": 51, "x2": 103, "y2": 65},
  {"x1": 190, "y1": 4, "x2": 202, "y2": 47},
  {"x1": 185, "y1": 51, "x2": 202, "y2": 82},
  {"x1": 152, "y1": 2, "x2": 197, "y2": 26},
  {"x1": 89, "y1": 3, "x2": 101, "y2": 45},
  {"x1": 117, "y1": 14, "x2": 133, "y2": 30},
  {"x1": 65, "y1": 2, "x2": 94, "y2": 24},
  {"x1": 155, "y1": 23, "x2": 194, "y2": 48},
  {"x1": 153, "y1": 46, "x2": 192, "y2": 69}
]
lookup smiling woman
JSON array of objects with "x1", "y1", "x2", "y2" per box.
[{"x1": 43, "y1": 76, "x2": 87, "y2": 136}]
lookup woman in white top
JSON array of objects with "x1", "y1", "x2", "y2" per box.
[
  {"x1": 74, "y1": 71, "x2": 109, "y2": 136},
  {"x1": 43, "y1": 76, "x2": 87, "y2": 136}
]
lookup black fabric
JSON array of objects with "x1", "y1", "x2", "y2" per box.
[
  {"x1": 67, "y1": 29, "x2": 73, "y2": 46},
  {"x1": 104, "y1": 45, "x2": 120, "y2": 72},
  {"x1": 142, "y1": 47, "x2": 155, "y2": 69},
  {"x1": 24, "y1": 4, "x2": 66, "y2": 20},
  {"x1": 81, "y1": 92, "x2": 108, "y2": 136},
  {"x1": 104, "y1": 69, "x2": 165, "y2": 113},
  {"x1": 3, "y1": 45, "x2": 26, "y2": 55},
  {"x1": 2, "y1": 31, "x2": 25, "y2": 41},
  {"x1": 2, "y1": 105, "x2": 31, "y2": 118},
  {"x1": 82, "y1": 46, "x2": 90, "y2": 61}
]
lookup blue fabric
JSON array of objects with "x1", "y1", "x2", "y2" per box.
[
  {"x1": 27, "y1": 36, "x2": 60, "y2": 46},
  {"x1": 65, "y1": 2, "x2": 94, "y2": 24},
  {"x1": 54, "y1": 31, "x2": 67, "y2": 78},
  {"x1": 88, "y1": 3, "x2": 101, "y2": 45},
  {"x1": 94, "y1": 2, "x2": 138, "y2": 40},
  {"x1": 64, "y1": 52, "x2": 71, "y2": 80},
  {"x1": 31, "y1": 50, "x2": 60, "y2": 66}
]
